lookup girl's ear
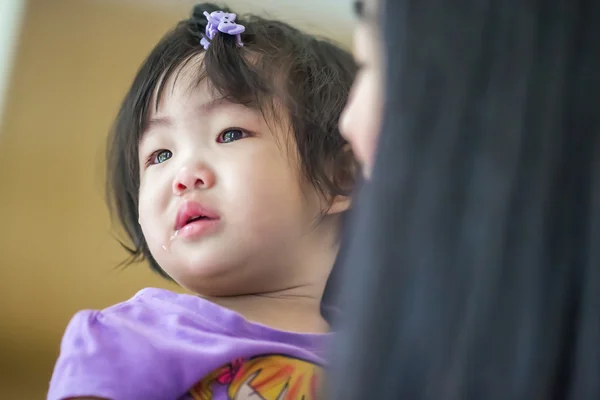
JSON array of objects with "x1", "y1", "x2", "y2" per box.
[
  {"x1": 327, "y1": 144, "x2": 357, "y2": 215},
  {"x1": 328, "y1": 193, "x2": 352, "y2": 215}
]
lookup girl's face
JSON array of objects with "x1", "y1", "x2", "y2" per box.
[
  {"x1": 340, "y1": 0, "x2": 384, "y2": 178},
  {"x1": 137, "y1": 59, "x2": 346, "y2": 296}
]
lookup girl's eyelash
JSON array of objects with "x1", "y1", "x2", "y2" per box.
[
  {"x1": 217, "y1": 127, "x2": 254, "y2": 143},
  {"x1": 142, "y1": 127, "x2": 253, "y2": 168},
  {"x1": 144, "y1": 149, "x2": 171, "y2": 167},
  {"x1": 144, "y1": 152, "x2": 157, "y2": 167}
]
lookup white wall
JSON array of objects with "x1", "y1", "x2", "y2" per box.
[{"x1": 0, "y1": 0, "x2": 26, "y2": 127}]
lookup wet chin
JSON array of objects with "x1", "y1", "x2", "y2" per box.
[{"x1": 156, "y1": 246, "x2": 244, "y2": 295}]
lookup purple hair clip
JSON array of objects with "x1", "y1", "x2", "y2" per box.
[{"x1": 200, "y1": 11, "x2": 245, "y2": 50}]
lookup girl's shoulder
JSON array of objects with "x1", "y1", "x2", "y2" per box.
[
  {"x1": 81, "y1": 287, "x2": 232, "y2": 335},
  {"x1": 48, "y1": 288, "x2": 233, "y2": 399},
  {"x1": 48, "y1": 288, "x2": 331, "y2": 400}
]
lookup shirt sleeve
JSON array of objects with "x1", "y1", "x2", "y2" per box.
[{"x1": 47, "y1": 309, "x2": 182, "y2": 400}]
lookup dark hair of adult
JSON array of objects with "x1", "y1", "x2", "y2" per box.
[{"x1": 331, "y1": 0, "x2": 600, "y2": 398}]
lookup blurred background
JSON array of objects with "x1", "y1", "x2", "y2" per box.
[{"x1": 0, "y1": 0, "x2": 352, "y2": 397}]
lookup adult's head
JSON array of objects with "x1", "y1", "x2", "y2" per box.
[{"x1": 333, "y1": 0, "x2": 600, "y2": 398}]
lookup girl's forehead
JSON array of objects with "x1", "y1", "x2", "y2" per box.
[
  {"x1": 148, "y1": 55, "x2": 208, "y2": 116},
  {"x1": 143, "y1": 79, "x2": 288, "y2": 141},
  {"x1": 143, "y1": 52, "x2": 292, "y2": 141},
  {"x1": 148, "y1": 79, "x2": 213, "y2": 120}
]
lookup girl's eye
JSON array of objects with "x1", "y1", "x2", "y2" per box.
[
  {"x1": 217, "y1": 128, "x2": 249, "y2": 144},
  {"x1": 148, "y1": 149, "x2": 172, "y2": 166}
]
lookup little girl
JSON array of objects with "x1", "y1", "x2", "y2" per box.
[{"x1": 48, "y1": 3, "x2": 356, "y2": 400}]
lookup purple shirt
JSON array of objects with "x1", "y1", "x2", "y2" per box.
[{"x1": 48, "y1": 288, "x2": 331, "y2": 400}]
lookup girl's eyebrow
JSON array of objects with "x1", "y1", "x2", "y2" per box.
[{"x1": 144, "y1": 97, "x2": 228, "y2": 133}]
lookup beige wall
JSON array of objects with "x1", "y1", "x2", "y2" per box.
[
  {"x1": 0, "y1": 0, "x2": 350, "y2": 397},
  {"x1": 0, "y1": 0, "x2": 26, "y2": 124},
  {"x1": 0, "y1": 1, "x2": 194, "y2": 397}
]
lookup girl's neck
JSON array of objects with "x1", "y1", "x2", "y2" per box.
[
  {"x1": 205, "y1": 287, "x2": 330, "y2": 334},
  {"x1": 204, "y1": 218, "x2": 340, "y2": 334}
]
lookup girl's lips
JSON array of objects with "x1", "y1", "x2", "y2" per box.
[
  {"x1": 176, "y1": 218, "x2": 220, "y2": 239},
  {"x1": 174, "y1": 200, "x2": 220, "y2": 231}
]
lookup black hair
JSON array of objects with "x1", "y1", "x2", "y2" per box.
[
  {"x1": 106, "y1": 3, "x2": 357, "y2": 278},
  {"x1": 332, "y1": 0, "x2": 600, "y2": 399}
]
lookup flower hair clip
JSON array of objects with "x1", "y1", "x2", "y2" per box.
[{"x1": 200, "y1": 10, "x2": 245, "y2": 50}]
